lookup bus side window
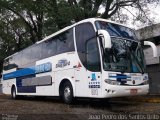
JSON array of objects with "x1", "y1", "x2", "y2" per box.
[
  {"x1": 14, "y1": 53, "x2": 22, "y2": 69},
  {"x1": 3, "y1": 54, "x2": 22, "y2": 70},
  {"x1": 3, "y1": 57, "x2": 17, "y2": 70},
  {"x1": 21, "y1": 48, "x2": 31, "y2": 67},
  {"x1": 7, "y1": 57, "x2": 14, "y2": 70},
  {"x1": 42, "y1": 38, "x2": 56, "y2": 59},
  {"x1": 56, "y1": 28, "x2": 74, "y2": 54},
  {"x1": 3, "y1": 59, "x2": 9, "y2": 70},
  {"x1": 31, "y1": 43, "x2": 42, "y2": 62}
]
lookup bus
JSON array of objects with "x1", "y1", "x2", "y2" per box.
[{"x1": 1, "y1": 18, "x2": 157, "y2": 104}]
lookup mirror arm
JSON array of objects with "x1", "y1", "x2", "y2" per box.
[
  {"x1": 97, "y1": 30, "x2": 111, "y2": 49},
  {"x1": 144, "y1": 41, "x2": 157, "y2": 57}
]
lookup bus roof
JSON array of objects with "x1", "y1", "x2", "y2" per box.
[
  {"x1": 4, "y1": 18, "x2": 131, "y2": 60},
  {"x1": 37, "y1": 18, "x2": 131, "y2": 44}
]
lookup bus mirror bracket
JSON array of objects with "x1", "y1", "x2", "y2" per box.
[
  {"x1": 97, "y1": 30, "x2": 111, "y2": 49},
  {"x1": 143, "y1": 41, "x2": 158, "y2": 57}
]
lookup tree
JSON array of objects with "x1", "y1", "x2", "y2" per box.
[
  {"x1": 0, "y1": 0, "x2": 47, "y2": 43},
  {"x1": 0, "y1": 0, "x2": 160, "y2": 72},
  {"x1": 1, "y1": 0, "x2": 159, "y2": 46}
]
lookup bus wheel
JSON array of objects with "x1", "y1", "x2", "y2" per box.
[
  {"x1": 11, "y1": 86, "x2": 17, "y2": 99},
  {"x1": 62, "y1": 82, "x2": 74, "y2": 104}
]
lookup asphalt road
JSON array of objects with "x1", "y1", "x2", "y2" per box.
[{"x1": 0, "y1": 94, "x2": 160, "y2": 120}]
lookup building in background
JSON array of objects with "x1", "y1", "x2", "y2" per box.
[
  {"x1": 0, "y1": 79, "x2": 2, "y2": 93},
  {"x1": 136, "y1": 23, "x2": 160, "y2": 94}
]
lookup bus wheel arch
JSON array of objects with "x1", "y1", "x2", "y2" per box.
[{"x1": 59, "y1": 79, "x2": 74, "y2": 104}]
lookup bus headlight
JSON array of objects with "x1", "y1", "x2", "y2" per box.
[{"x1": 105, "y1": 79, "x2": 121, "y2": 85}]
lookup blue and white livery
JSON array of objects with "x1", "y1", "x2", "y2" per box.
[{"x1": 1, "y1": 18, "x2": 157, "y2": 104}]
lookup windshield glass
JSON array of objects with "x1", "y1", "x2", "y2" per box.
[
  {"x1": 95, "y1": 21, "x2": 137, "y2": 40},
  {"x1": 95, "y1": 21, "x2": 146, "y2": 73}
]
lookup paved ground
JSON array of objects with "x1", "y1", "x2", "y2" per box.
[{"x1": 0, "y1": 94, "x2": 160, "y2": 120}]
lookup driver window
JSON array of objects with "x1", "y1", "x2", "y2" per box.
[{"x1": 86, "y1": 38, "x2": 101, "y2": 71}]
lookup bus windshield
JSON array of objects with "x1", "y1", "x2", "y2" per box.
[{"x1": 95, "y1": 21, "x2": 146, "y2": 73}]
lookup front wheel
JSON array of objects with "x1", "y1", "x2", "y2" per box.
[{"x1": 62, "y1": 82, "x2": 74, "y2": 104}]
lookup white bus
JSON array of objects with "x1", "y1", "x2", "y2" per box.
[{"x1": 1, "y1": 18, "x2": 157, "y2": 104}]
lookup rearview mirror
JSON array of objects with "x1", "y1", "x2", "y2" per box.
[
  {"x1": 143, "y1": 41, "x2": 157, "y2": 57},
  {"x1": 97, "y1": 30, "x2": 111, "y2": 49}
]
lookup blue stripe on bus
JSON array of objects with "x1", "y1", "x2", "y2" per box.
[
  {"x1": 3, "y1": 62, "x2": 52, "y2": 80},
  {"x1": 109, "y1": 75, "x2": 130, "y2": 79},
  {"x1": 109, "y1": 74, "x2": 130, "y2": 85}
]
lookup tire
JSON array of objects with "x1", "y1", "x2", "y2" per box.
[
  {"x1": 11, "y1": 86, "x2": 18, "y2": 99},
  {"x1": 62, "y1": 82, "x2": 74, "y2": 104}
]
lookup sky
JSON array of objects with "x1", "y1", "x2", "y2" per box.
[
  {"x1": 127, "y1": 3, "x2": 160, "y2": 29},
  {"x1": 99, "y1": 3, "x2": 160, "y2": 30},
  {"x1": 147, "y1": 4, "x2": 160, "y2": 24}
]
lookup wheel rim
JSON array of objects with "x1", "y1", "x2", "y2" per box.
[{"x1": 64, "y1": 87, "x2": 71, "y2": 101}]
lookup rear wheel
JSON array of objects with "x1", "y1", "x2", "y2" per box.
[
  {"x1": 11, "y1": 86, "x2": 18, "y2": 99},
  {"x1": 62, "y1": 82, "x2": 74, "y2": 104}
]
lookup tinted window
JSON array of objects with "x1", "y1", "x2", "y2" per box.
[
  {"x1": 3, "y1": 57, "x2": 16, "y2": 70},
  {"x1": 42, "y1": 38, "x2": 56, "y2": 58},
  {"x1": 76, "y1": 23, "x2": 95, "y2": 52},
  {"x1": 3, "y1": 59, "x2": 9, "y2": 70},
  {"x1": 3, "y1": 53, "x2": 22, "y2": 70},
  {"x1": 8, "y1": 56, "x2": 15, "y2": 68},
  {"x1": 21, "y1": 48, "x2": 31, "y2": 66},
  {"x1": 31, "y1": 43, "x2": 42, "y2": 62},
  {"x1": 3, "y1": 28, "x2": 74, "y2": 70},
  {"x1": 57, "y1": 28, "x2": 74, "y2": 54},
  {"x1": 95, "y1": 21, "x2": 137, "y2": 40},
  {"x1": 75, "y1": 23, "x2": 100, "y2": 71},
  {"x1": 14, "y1": 53, "x2": 22, "y2": 68},
  {"x1": 86, "y1": 38, "x2": 101, "y2": 71}
]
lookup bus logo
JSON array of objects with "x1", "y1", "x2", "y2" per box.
[
  {"x1": 91, "y1": 73, "x2": 96, "y2": 81},
  {"x1": 56, "y1": 59, "x2": 70, "y2": 68}
]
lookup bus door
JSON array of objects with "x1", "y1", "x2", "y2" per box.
[
  {"x1": 85, "y1": 38, "x2": 102, "y2": 97},
  {"x1": 74, "y1": 23, "x2": 102, "y2": 97},
  {"x1": 74, "y1": 38, "x2": 102, "y2": 97}
]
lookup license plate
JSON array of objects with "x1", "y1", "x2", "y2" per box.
[{"x1": 130, "y1": 89, "x2": 137, "y2": 94}]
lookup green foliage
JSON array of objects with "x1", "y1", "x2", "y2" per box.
[{"x1": 0, "y1": 0, "x2": 159, "y2": 72}]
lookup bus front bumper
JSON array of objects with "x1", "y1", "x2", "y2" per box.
[{"x1": 102, "y1": 84, "x2": 149, "y2": 98}]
